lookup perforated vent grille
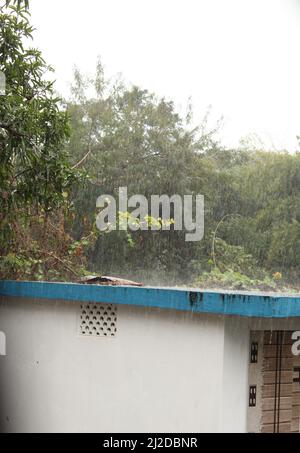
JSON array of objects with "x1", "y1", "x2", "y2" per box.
[{"x1": 78, "y1": 303, "x2": 117, "y2": 337}]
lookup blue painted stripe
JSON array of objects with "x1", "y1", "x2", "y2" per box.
[{"x1": 0, "y1": 280, "x2": 300, "y2": 318}]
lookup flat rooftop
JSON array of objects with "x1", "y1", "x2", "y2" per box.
[{"x1": 1, "y1": 280, "x2": 300, "y2": 318}]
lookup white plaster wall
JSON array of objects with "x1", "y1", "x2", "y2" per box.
[
  {"x1": 247, "y1": 331, "x2": 264, "y2": 433},
  {"x1": 0, "y1": 296, "x2": 226, "y2": 433},
  {"x1": 221, "y1": 317, "x2": 250, "y2": 433}
]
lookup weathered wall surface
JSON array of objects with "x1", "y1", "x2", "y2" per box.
[
  {"x1": 222, "y1": 317, "x2": 250, "y2": 433},
  {"x1": 0, "y1": 296, "x2": 228, "y2": 433}
]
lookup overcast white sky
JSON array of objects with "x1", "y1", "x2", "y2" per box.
[{"x1": 30, "y1": 0, "x2": 300, "y2": 150}]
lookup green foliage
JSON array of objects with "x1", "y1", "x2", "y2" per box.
[
  {"x1": 64, "y1": 63, "x2": 219, "y2": 284},
  {"x1": 0, "y1": 2, "x2": 299, "y2": 288},
  {"x1": 60, "y1": 62, "x2": 300, "y2": 288},
  {"x1": 0, "y1": 0, "x2": 87, "y2": 281},
  {"x1": 0, "y1": 209, "x2": 98, "y2": 281},
  {"x1": 267, "y1": 221, "x2": 300, "y2": 269},
  {"x1": 195, "y1": 268, "x2": 277, "y2": 291},
  {"x1": 211, "y1": 237, "x2": 258, "y2": 276},
  {"x1": 194, "y1": 236, "x2": 279, "y2": 290},
  {"x1": 0, "y1": 1, "x2": 81, "y2": 252},
  {"x1": 4, "y1": 0, "x2": 29, "y2": 9}
]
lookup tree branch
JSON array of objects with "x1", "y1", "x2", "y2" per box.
[
  {"x1": 72, "y1": 145, "x2": 92, "y2": 169},
  {"x1": 71, "y1": 120, "x2": 94, "y2": 169}
]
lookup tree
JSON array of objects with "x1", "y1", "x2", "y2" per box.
[
  {"x1": 65, "y1": 64, "x2": 221, "y2": 283},
  {"x1": 0, "y1": 0, "x2": 88, "y2": 281},
  {"x1": 0, "y1": 0, "x2": 79, "y2": 252},
  {"x1": 5, "y1": 0, "x2": 29, "y2": 8}
]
